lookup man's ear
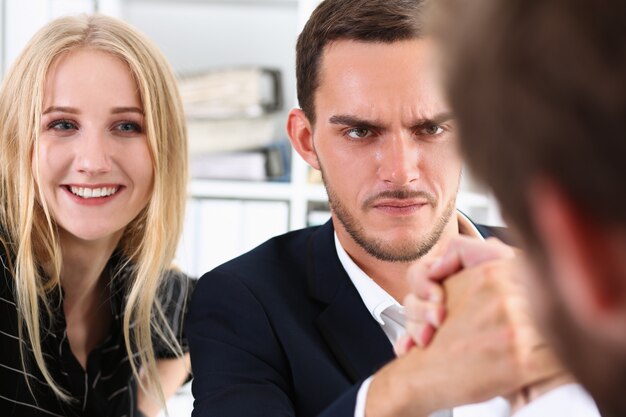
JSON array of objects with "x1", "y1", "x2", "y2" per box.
[
  {"x1": 286, "y1": 108, "x2": 320, "y2": 170},
  {"x1": 528, "y1": 179, "x2": 626, "y2": 338}
]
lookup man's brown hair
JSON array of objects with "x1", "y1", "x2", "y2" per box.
[
  {"x1": 296, "y1": 0, "x2": 429, "y2": 122},
  {"x1": 437, "y1": 0, "x2": 626, "y2": 246}
]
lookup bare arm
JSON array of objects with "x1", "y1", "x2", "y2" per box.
[{"x1": 137, "y1": 353, "x2": 191, "y2": 417}]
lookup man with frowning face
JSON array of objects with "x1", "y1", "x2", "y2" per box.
[
  {"x1": 423, "y1": 0, "x2": 626, "y2": 416},
  {"x1": 300, "y1": 38, "x2": 461, "y2": 291},
  {"x1": 186, "y1": 1, "x2": 598, "y2": 416}
]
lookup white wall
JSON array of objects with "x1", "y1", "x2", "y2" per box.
[
  {"x1": 0, "y1": 0, "x2": 4, "y2": 77},
  {"x1": 2, "y1": 0, "x2": 97, "y2": 74}
]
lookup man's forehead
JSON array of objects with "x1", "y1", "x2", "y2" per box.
[
  {"x1": 317, "y1": 38, "x2": 441, "y2": 94},
  {"x1": 320, "y1": 37, "x2": 436, "y2": 66},
  {"x1": 311, "y1": 38, "x2": 449, "y2": 126}
]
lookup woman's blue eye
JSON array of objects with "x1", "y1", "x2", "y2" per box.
[
  {"x1": 116, "y1": 122, "x2": 142, "y2": 133},
  {"x1": 50, "y1": 120, "x2": 76, "y2": 130}
]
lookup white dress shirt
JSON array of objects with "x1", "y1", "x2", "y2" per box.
[{"x1": 333, "y1": 212, "x2": 600, "y2": 417}]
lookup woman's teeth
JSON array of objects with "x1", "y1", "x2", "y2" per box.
[{"x1": 69, "y1": 186, "x2": 118, "y2": 198}]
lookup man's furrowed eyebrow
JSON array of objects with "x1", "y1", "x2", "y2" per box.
[
  {"x1": 329, "y1": 114, "x2": 382, "y2": 130},
  {"x1": 413, "y1": 112, "x2": 456, "y2": 127}
]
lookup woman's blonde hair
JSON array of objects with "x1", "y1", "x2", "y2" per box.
[{"x1": 0, "y1": 14, "x2": 188, "y2": 407}]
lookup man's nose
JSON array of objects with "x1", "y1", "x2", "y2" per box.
[{"x1": 377, "y1": 133, "x2": 420, "y2": 186}]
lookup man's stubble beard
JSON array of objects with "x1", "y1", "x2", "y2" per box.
[{"x1": 320, "y1": 166, "x2": 457, "y2": 263}]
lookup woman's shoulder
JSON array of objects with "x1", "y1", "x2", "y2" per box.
[
  {"x1": 158, "y1": 268, "x2": 196, "y2": 310},
  {"x1": 163, "y1": 267, "x2": 195, "y2": 289},
  {"x1": 153, "y1": 269, "x2": 195, "y2": 357}
]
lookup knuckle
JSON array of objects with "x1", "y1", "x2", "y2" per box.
[
  {"x1": 404, "y1": 296, "x2": 430, "y2": 322},
  {"x1": 480, "y1": 260, "x2": 516, "y2": 296},
  {"x1": 503, "y1": 324, "x2": 534, "y2": 378},
  {"x1": 485, "y1": 292, "x2": 516, "y2": 323},
  {"x1": 479, "y1": 262, "x2": 503, "y2": 288}
]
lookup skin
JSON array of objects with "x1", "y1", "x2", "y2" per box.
[
  {"x1": 288, "y1": 38, "x2": 565, "y2": 416},
  {"x1": 38, "y1": 48, "x2": 188, "y2": 417}
]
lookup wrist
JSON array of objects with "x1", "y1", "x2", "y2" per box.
[
  {"x1": 364, "y1": 351, "x2": 435, "y2": 417},
  {"x1": 526, "y1": 373, "x2": 575, "y2": 402}
]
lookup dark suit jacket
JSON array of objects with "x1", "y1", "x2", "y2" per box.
[{"x1": 187, "y1": 220, "x2": 504, "y2": 417}]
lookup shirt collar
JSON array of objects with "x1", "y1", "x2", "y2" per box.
[
  {"x1": 334, "y1": 232, "x2": 398, "y2": 325},
  {"x1": 457, "y1": 210, "x2": 484, "y2": 240},
  {"x1": 335, "y1": 210, "x2": 483, "y2": 323}
]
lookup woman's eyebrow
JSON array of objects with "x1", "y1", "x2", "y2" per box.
[
  {"x1": 42, "y1": 106, "x2": 80, "y2": 115},
  {"x1": 111, "y1": 107, "x2": 144, "y2": 115}
]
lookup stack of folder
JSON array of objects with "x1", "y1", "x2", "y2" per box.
[{"x1": 178, "y1": 67, "x2": 289, "y2": 181}]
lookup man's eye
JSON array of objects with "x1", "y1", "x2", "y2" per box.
[
  {"x1": 420, "y1": 124, "x2": 444, "y2": 136},
  {"x1": 346, "y1": 127, "x2": 372, "y2": 139},
  {"x1": 49, "y1": 120, "x2": 76, "y2": 130}
]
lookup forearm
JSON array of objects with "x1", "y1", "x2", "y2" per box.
[
  {"x1": 364, "y1": 351, "x2": 437, "y2": 417},
  {"x1": 512, "y1": 383, "x2": 600, "y2": 417}
]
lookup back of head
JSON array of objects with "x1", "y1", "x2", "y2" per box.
[
  {"x1": 296, "y1": 0, "x2": 429, "y2": 122},
  {"x1": 437, "y1": 0, "x2": 626, "y2": 247},
  {"x1": 435, "y1": 0, "x2": 626, "y2": 414}
]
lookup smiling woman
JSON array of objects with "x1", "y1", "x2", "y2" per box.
[{"x1": 0, "y1": 14, "x2": 192, "y2": 417}]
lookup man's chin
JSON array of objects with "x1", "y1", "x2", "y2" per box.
[
  {"x1": 365, "y1": 217, "x2": 435, "y2": 242},
  {"x1": 358, "y1": 235, "x2": 438, "y2": 263}
]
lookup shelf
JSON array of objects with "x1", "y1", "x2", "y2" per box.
[
  {"x1": 189, "y1": 179, "x2": 493, "y2": 209},
  {"x1": 189, "y1": 179, "x2": 291, "y2": 200},
  {"x1": 189, "y1": 179, "x2": 328, "y2": 202}
]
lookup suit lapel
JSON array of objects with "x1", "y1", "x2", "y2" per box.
[
  {"x1": 307, "y1": 221, "x2": 395, "y2": 383},
  {"x1": 315, "y1": 289, "x2": 396, "y2": 383}
]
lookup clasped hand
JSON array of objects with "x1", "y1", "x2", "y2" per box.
[{"x1": 396, "y1": 236, "x2": 572, "y2": 412}]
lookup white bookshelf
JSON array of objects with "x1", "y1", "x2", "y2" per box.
[{"x1": 189, "y1": 178, "x2": 327, "y2": 205}]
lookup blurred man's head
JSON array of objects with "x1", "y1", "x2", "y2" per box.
[
  {"x1": 435, "y1": 0, "x2": 626, "y2": 415},
  {"x1": 289, "y1": 0, "x2": 461, "y2": 264}
]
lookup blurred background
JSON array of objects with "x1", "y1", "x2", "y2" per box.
[{"x1": 0, "y1": 1, "x2": 502, "y2": 415}]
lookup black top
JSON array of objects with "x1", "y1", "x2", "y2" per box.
[{"x1": 0, "y1": 244, "x2": 194, "y2": 417}]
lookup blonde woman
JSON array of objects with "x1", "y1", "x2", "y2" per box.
[{"x1": 0, "y1": 14, "x2": 192, "y2": 417}]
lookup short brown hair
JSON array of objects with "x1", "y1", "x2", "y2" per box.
[
  {"x1": 296, "y1": 0, "x2": 429, "y2": 122},
  {"x1": 437, "y1": 0, "x2": 626, "y2": 245}
]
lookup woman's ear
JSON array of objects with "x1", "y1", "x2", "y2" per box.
[
  {"x1": 529, "y1": 179, "x2": 626, "y2": 337},
  {"x1": 286, "y1": 108, "x2": 320, "y2": 170}
]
